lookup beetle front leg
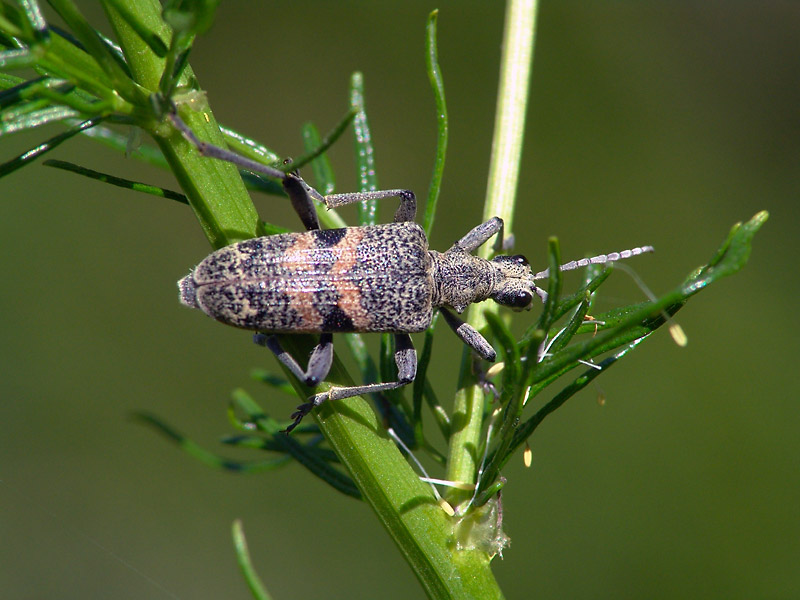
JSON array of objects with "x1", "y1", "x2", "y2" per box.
[
  {"x1": 439, "y1": 308, "x2": 497, "y2": 361},
  {"x1": 450, "y1": 216, "x2": 510, "y2": 254},
  {"x1": 284, "y1": 333, "x2": 418, "y2": 433}
]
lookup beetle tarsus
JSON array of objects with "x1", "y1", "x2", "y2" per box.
[{"x1": 283, "y1": 402, "x2": 315, "y2": 433}]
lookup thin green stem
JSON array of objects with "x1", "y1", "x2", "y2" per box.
[
  {"x1": 350, "y1": 71, "x2": 378, "y2": 224},
  {"x1": 447, "y1": 0, "x2": 539, "y2": 505},
  {"x1": 48, "y1": 0, "x2": 145, "y2": 104},
  {"x1": 423, "y1": 9, "x2": 448, "y2": 237},
  {"x1": 232, "y1": 520, "x2": 274, "y2": 600}
]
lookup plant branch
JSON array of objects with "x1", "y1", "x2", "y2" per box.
[{"x1": 447, "y1": 0, "x2": 539, "y2": 505}]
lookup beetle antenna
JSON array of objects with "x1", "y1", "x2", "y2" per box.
[{"x1": 533, "y1": 245, "x2": 654, "y2": 280}]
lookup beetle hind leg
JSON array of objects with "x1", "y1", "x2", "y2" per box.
[
  {"x1": 254, "y1": 333, "x2": 334, "y2": 387},
  {"x1": 168, "y1": 110, "x2": 289, "y2": 182},
  {"x1": 283, "y1": 333, "x2": 418, "y2": 433},
  {"x1": 168, "y1": 110, "x2": 420, "y2": 232}
]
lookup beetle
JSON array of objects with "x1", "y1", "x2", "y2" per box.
[{"x1": 172, "y1": 110, "x2": 653, "y2": 431}]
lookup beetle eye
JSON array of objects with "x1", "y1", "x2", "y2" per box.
[
  {"x1": 508, "y1": 289, "x2": 533, "y2": 309},
  {"x1": 510, "y1": 254, "x2": 529, "y2": 266}
]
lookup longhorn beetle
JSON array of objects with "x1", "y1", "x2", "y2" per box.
[{"x1": 172, "y1": 110, "x2": 653, "y2": 432}]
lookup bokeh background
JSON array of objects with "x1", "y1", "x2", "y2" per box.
[{"x1": 2, "y1": 2, "x2": 797, "y2": 598}]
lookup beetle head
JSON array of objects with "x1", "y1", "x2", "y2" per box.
[{"x1": 489, "y1": 254, "x2": 538, "y2": 311}]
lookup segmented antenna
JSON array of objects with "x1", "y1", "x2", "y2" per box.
[{"x1": 533, "y1": 245, "x2": 654, "y2": 280}]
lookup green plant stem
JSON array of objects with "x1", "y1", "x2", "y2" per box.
[
  {"x1": 103, "y1": 0, "x2": 262, "y2": 247},
  {"x1": 49, "y1": 0, "x2": 145, "y2": 104},
  {"x1": 447, "y1": 0, "x2": 539, "y2": 505},
  {"x1": 232, "y1": 520, "x2": 274, "y2": 600},
  {"x1": 423, "y1": 9, "x2": 447, "y2": 237}
]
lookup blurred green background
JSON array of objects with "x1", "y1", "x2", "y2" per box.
[{"x1": 1, "y1": 2, "x2": 797, "y2": 598}]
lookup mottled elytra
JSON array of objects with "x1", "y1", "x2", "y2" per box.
[{"x1": 173, "y1": 110, "x2": 653, "y2": 432}]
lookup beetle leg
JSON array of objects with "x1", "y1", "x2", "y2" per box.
[
  {"x1": 281, "y1": 172, "x2": 322, "y2": 231},
  {"x1": 392, "y1": 333, "x2": 418, "y2": 381},
  {"x1": 472, "y1": 353, "x2": 501, "y2": 400},
  {"x1": 439, "y1": 308, "x2": 497, "y2": 361},
  {"x1": 450, "y1": 217, "x2": 505, "y2": 254},
  {"x1": 169, "y1": 110, "x2": 421, "y2": 229},
  {"x1": 253, "y1": 333, "x2": 334, "y2": 386},
  {"x1": 284, "y1": 334, "x2": 418, "y2": 433},
  {"x1": 322, "y1": 189, "x2": 417, "y2": 223},
  {"x1": 168, "y1": 110, "x2": 325, "y2": 232},
  {"x1": 168, "y1": 110, "x2": 287, "y2": 180},
  {"x1": 304, "y1": 333, "x2": 335, "y2": 385}
]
